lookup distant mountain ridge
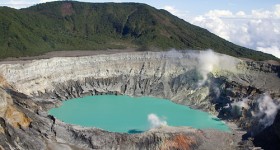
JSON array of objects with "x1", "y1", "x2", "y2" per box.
[{"x1": 0, "y1": 1, "x2": 278, "y2": 61}]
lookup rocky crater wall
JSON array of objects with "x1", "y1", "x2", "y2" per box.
[{"x1": 0, "y1": 50, "x2": 279, "y2": 150}]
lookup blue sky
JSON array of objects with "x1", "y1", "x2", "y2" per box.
[{"x1": 1, "y1": 0, "x2": 280, "y2": 58}]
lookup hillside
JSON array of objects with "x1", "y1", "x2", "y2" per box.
[{"x1": 0, "y1": 1, "x2": 278, "y2": 61}]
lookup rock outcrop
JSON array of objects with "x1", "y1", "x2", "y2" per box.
[
  {"x1": 0, "y1": 90, "x2": 7, "y2": 117},
  {"x1": 0, "y1": 51, "x2": 279, "y2": 149}
]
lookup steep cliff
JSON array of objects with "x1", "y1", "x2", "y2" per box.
[{"x1": 0, "y1": 50, "x2": 279, "y2": 149}]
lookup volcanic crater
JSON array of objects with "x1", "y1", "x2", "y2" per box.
[{"x1": 0, "y1": 50, "x2": 279, "y2": 149}]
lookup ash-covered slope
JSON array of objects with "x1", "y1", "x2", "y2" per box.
[
  {"x1": 0, "y1": 50, "x2": 279, "y2": 149},
  {"x1": 0, "y1": 1, "x2": 278, "y2": 61}
]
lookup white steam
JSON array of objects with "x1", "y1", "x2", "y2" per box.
[
  {"x1": 232, "y1": 94, "x2": 280, "y2": 128},
  {"x1": 147, "y1": 113, "x2": 167, "y2": 129},
  {"x1": 197, "y1": 50, "x2": 219, "y2": 85},
  {"x1": 256, "y1": 94, "x2": 280, "y2": 127},
  {"x1": 232, "y1": 98, "x2": 250, "y2": 110},
  {"x1": 197, "y1": 50, "x2": 238, "y2": 86},
  {"x1": 161, "y1": 50, "x2": 280, "y2": 129},
  {"x1": 165, "y1": 49, "x2": 184, "y2": 58},
  {"x1": 162, "y1": 49, "x2": 239, "y2": 87},
  {"x1": 231, "y1": 98, "x2": 250, "y2": 117}
]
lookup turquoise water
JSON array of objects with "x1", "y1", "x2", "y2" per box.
[{"x1": 49, "y1": 95, "x2": 229, "y2": 133}]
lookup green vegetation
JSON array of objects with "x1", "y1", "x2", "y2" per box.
[{"x1": 0, "y1": 1, "x2": 278, "y2": 61}]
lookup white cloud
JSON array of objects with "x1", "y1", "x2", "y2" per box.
[
  {"x1": 236, "y1": 11, "x2": 246, "y2": 17},
  {"x1": 190, "y1": 4, "x2": 280, "y2": 59},
  {"x1": 163, "y1": 5, "x2": 189, "y2": 20},
  {"x1": 163, "y1": 6, "x2": 176, "y2": 14},
  {"x1": 251, "y1": 9, "x2": 274, "y2": 18},
  {"x1": 1, "y1": 0, "x2": 35, "y2": 9},
  {"x1": 275, "y1": 4, "x2": 280, "y2": 17},
  {"x1": 257, "y1": 46, "x2": 280, "y2": 59},
  {"x1": 0, "y1": 0, "x2": 63, "y2": 8},
  {"x1": 192, "y1": 14, "x2": 232, "y2": 40},
  {"x1": 205, "y1": 10, "x2": 233, "y2": 18},
  {"x1": 40, "y1": 0, "x2": 57, "y2": 3}
]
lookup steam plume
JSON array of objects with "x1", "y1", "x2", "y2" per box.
[
  {"x1": 231, "y1": 98, "x2": 250, "y2": 117},
  {"x1": 232, "y1": 98, "x2": 250, "y2": 110},
  {"x1": 165, "y1": 49, "x2": 184, "y2": 58},
  {"x1": 147, "y1": 113, "x2": 167, "y2": 129},
  {"x1": 256, "y1": 94, "x2": 280, "y2": 127},
  {"x1": 197, "y1": 49, "x2": 238, "y2": 86}
]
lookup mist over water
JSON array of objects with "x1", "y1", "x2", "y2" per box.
[{"x1": 49, "y1": 95, "x2": 230, "y2": 133}]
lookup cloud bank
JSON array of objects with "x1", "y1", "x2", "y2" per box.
[
  {"x1": 164, "y1": 4, "x2": 280, "y2": 59},
  {"x1": 191, "y1": 4, "x2": 280, "y2": 58}
]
